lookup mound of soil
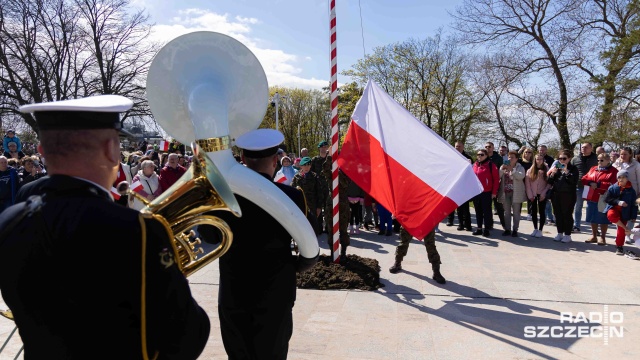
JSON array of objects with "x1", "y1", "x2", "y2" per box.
[{"x1": 296, "y1": 254, "x2": 384, "y2": 291}]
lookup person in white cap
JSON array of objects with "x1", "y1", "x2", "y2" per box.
[
  {"x1": 210, "y1": 128, "x2": 318, "y2": 360},
  {"x1": 0, "y1": 95, "x2": 210, "y2": 359}
]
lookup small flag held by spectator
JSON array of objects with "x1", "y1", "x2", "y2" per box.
[
  {"x1": 110, "y1": 187, "x2": 121, "y2": 200},
  {"x1": 159, "y1": 140, "x2": 170, "y2": 151},
  {"x1": 131, "y1": 180, "x2": 143, "y2": 192},
  {"x1": 274, "y1": 172, "x2": 287, "y2": 184}
]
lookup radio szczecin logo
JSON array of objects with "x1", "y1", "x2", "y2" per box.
[{"x1": 524, "y1": 305, "x2": 623, "y2": 344}]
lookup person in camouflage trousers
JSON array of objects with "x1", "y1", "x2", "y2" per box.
[
  {"x1": 291, "y1": 156, "x2": 323, "y2": 234},
  {"x1": 389, "y1": 227, "x2": 446, "y2": 284},
  {"x1": 311, "y1": 140, "x2": 331, "y2": 234}
]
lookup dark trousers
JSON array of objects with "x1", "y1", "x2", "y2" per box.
[
  {"x1": 530, "y1": 195, "x2": 548, "y2": 231},
  {"x1": 551, "y1": 191, "x2": 576, "y2": 235},
  {"x1": 349, "y1": 202, "x2": 362, "y2": 226},
  {"x1": 396, "y1": 227, "x2": 441, "y2": 264},
  {"x1": 489, "y1": 197, "x2": 506, "y2": 229},
  {"x1": 447, "y1": 201, "x2": 472, "y2": 229},
  {"x1": 219, "y1": 304, "x2": 293, "y2": 360},
  {"x1": 377, "y1": 203, "x2": 393, "y2": 231},
  {"x1": 472, "y1": 191, "x2": 493, "y2": 229}
]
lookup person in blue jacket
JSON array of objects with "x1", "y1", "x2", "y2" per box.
[
  {"x1": 604, "y1": 169, "x2": 638, "y2": 255},
  {"x1": 3, "y1": 129, "x2": 22, "y2": 153}
]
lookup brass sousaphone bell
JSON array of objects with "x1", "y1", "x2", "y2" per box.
[
  {"x1": 130, "y1": 144, "x2": 241, "y2": 277},
  {"x1": 146, "y1": 31, "x2": 320, "y2": 261}
]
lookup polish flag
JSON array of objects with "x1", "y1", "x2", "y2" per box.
[
  {"x1": 274, "y1": 172, "x2": 287, "y2": 184},
  {"x1": 337, "y1": 80, "x2": 483, "y2": 239},
  {"x1": 131, "y1": 180, "x2": 144, "y2": 193},
  {"x1": 110, "y1": 186, "x2": 121, "y2": 200},
  {"x1": 159, "y1": 140, "x2": 170, "y2": 151}
]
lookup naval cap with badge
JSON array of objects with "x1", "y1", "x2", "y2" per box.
[
  {"x1": 18, "y1": 95, "x2": 134, "y2": 137},
  {"x1": 235, "y1": 128, "x2": 285, "y2": 158}
]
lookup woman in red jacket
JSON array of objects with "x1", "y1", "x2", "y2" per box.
[
  {"x1": 472, "y1": 149, "x2": 500, "y2": 237},
  {"x1": 581, "y1": 153, "x2": 618, "y2": 245}
]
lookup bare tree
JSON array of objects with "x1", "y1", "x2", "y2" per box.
[
  {"x1": 571, "y1": 0, "x2": 640, "y2": 146},
  {"x1": 0, "y1": 0, "x2": 156, "y2": 134},
  {"x1": 453, "y1": 0, "x2": 583, "y2": 149}
]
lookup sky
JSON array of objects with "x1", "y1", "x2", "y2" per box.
[{"x1": 133, "y1": 0, "x2": 463, "y2": 90}]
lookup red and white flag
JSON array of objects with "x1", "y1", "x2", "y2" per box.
[
  {"x1": 131, "y1": 180, "x2": 144, "y2": 193},
  {"x1": 159, "y1": 140, "x2": 170, "y2": 151},
  {"x1": 337, "y1": 80, "x2": 483, "y2": 239},
  {"x1": 274, "y1": 172, "x2": 287, "y2": 184},
  {"x1": 110, "y1": 186, "x2": 121, "y2": 200}
]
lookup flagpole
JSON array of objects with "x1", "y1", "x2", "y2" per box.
[{"x1": 329, "y1": 0, "x2": 340, "y2": 263}]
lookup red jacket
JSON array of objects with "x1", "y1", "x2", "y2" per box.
[
  {"x1": 581, "y1": 165, "x2": 618, "y2": 202},
  {"x1": 473, "y1": 160, "x2": 500, "y2": 196},
  {"x1": 159, "y1": 164, "x2": 187, "y2": 192}
]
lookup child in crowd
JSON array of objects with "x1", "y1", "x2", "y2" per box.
[
  {"x1": 3, "y1": 130, "x2": 22, "y2": 153},
  {"x1": 604, "y1": 170, "x2": 638, "y2": 255}
]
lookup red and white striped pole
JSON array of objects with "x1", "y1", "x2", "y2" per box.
[{"x1": 329, "y1": 0, "x2": 340, "y2": 263}]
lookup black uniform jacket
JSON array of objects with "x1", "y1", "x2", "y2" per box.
[
  {"x1": 0, "y1": 175, "x2": 209, "y2": 359},
  {"x1": 211, "y1": 172, "x2": 306, "y2": 309}
]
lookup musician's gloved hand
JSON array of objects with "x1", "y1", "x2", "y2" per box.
[{"x1": 294, "y1": 251, "x2": 319, "y2": 273}]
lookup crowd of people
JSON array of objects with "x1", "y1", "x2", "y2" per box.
[
  {"x1": 4, "y1": 126, "x2": 639, "y2": 260},
  {"x1": 467, "y1": 141, "x2": 640, "y2": 258}
]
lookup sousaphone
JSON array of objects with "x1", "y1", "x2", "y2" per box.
[{"x1": 146, "y1": 31, "x2": 319, "y2": 260}]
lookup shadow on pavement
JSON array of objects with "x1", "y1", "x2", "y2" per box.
[{"x1": 379, "y1": 271, "x2": 584, "y2": 359}]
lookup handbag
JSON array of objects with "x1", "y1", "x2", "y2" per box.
[{"x1": 545, "y1": 186, "x2": 554, "y2": 200}]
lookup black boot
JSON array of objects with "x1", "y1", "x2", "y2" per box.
[
  {"x1": 389, "y1": 255, "x2": 403, "y2": 273},
  {"x1": 432, "y1": 263, "x2": 446, "y2": 284},
  {"x1": 340, "y1": 245, "x2": 348, "y2": 264}
]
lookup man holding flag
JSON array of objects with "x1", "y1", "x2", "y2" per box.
[{"x1": 338, "y1": 80, "x2": 483, "y2": 275}]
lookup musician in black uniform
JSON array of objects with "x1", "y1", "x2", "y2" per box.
[
  {"x1": 0, "y1": 96, "x2": 210, "y2": 359},
  {"x1": 211, "y1": 129, "x2": 317, "y2": 360}
]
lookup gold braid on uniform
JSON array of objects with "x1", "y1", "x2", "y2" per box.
[
  {"x1": 295, "y1": 186, "x2": 309, "y2": 215},
  {"x1": 139, "y1": 214, "x2": 159, "y2": 360}
]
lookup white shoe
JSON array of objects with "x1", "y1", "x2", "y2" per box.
[
  {"x1": 562, "y1": 235, "x2": 572, "y2": 243},
  {"x1": 625, "y1": 235, "x2": 634, "y2": 244},
  {"x1": 530, "y1": 229, "x2": 538, "y2": 237},
  {"x1": 554, "y1": 233, "x2": 563, "y2": 242},
  {"x1": 535, "y1": 230, "x2": 543, "y2": 238}
]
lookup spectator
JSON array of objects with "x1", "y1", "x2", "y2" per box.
[
  {"x1": 612, "y1": 146, "x2": 640, "y2": 243},
  {"x1": 346, "y1": 173, "x2": 365, "y2": 234},
  {"x1": 300, "y1": 148, "x2": 309, "y2": 157},
  {"x1": 130, "y1": 160, "x2": 162, "y2": 210},
  {"x1": 376, "y1": 201, "x2": 394, "y2": 236},
  {"x1": 0, "y1": 156, "x2": 19, "y2": 212},
  {"x1": 596, "y1": 146, "x2": 605, "y2": 155},
  {"x1": 570, "y1": 142, "x2": 598, "y2": 233},
  {"x1": 275, "y1": 156, "x2": 297, "y2": 186},
  {"x1": 498, "y1": 150, "x2": 527, "y2": 237},
  {"x1": 610, "y1": 151, "x2": 620, "y2": 163},
  {"x1": 3, "y1": 141, "x2": 26, "y2": 160},
  {"x1": 159, "y1": 153, "x2": 187, "y2": 192},
  {"x1": 548, "y1": 149, "x2": 579, "y2": 243},
  {"x1": 525, "y1": 154, "x2": 551, "y2": 238},
  {"x1": 363, "y1": 193, "x2": 378, "y2": 231},
  {"x1": 18, "y1": 156, "x2": 46, "y2": 188},
  {"x1": 539, "y1": 144, "x2": 556, "y2": 226},
  {"x1": 3, "y1": 129, "x2": 22, "y2": 153},
  {"x1": 581, "y1": 153, "x2": 617, "y2": 245},
  {"x1": 485, "y1": 142, "x2": 506, "y2": 230},
  {"x1": 7, "y1": 158, "x2": 19, "y2": 169},
  {"x1": 604, "y1": 170, "x2": 638, "y2": 255},
  {"x1": 519, "y1": 147, "x2": 534, "y2": 220},
  {"x1": 293, "y1": 157, "x2": 301, "y2": 170},
  {"x1": 447, "y1": 141, "x2": 473, "y2": 231},
  {"x1": 472, "y1": 148, "x2": 500, "y2": 237},
  {"x1": 498, "y1": 145, "x2": 509, "y2": 163}
]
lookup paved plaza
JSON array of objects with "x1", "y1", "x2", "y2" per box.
[{"x1": 2, "y1": 211, "x2": 640, "y2": 359}]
